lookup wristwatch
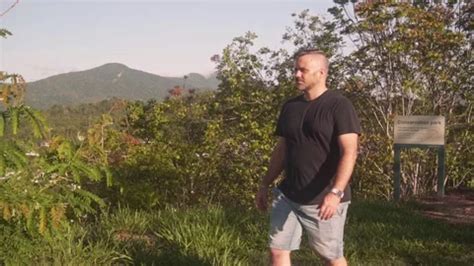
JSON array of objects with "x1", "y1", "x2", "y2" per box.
[{"x1": 330, "y1": 188, "x2": 344, "y2": 199}]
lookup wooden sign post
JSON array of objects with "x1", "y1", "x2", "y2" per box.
[{"x1": 393, "y1": 116, "x2": 445, "y2": 200}]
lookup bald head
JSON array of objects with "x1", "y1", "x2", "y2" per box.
[{"x1": 294, "y1": 49, "x2": 329, "y2": 74}]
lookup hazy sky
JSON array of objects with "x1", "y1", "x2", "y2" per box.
[{"x1": 0, "y1": 0, "x2": 335, "y2": 82}]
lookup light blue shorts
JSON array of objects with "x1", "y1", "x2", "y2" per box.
[{"x1": 269, "y1": 188, "x2": 350, "y2": 260}]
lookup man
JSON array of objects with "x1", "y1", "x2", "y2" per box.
[{"x1": 255, "y1": 49, "x2": 360, "y2": 266}]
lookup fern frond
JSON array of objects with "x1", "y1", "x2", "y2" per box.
[
  {"x1": 72, "y1": 161, "x2": 102, "y2": 182},
  {"x1": 5, "y1": 151, "x2": 24, "y2": 170},
  {"x1": 63, "y1": 192, "x2": 93, "y2": 216},
  {"x1": 9, "y1": 107, "x2": 19, "y2": 135},
  {"x1": 39, "y1": 206, "x2": 47, "y2": 235},
  {"x1": 74, "y1": 189, "x2": 105, "y2": 208},
  {"x1": 0, "y1": 112, "x2": 5, "y2": 137},
  {"x1": 0, "y1": 154, "x2": 6, "y2": 176},
  {"x1": 7, "y1": 145, "x2": 28, "y2": 169},
  {"x1": 50, "y1": 204, "x2": 65, "y2": 228},
  {"x1": 1, "y1": 84, "x2": 10, "y2": 105},
  {"x1": 71, "y1": 167, "x2": 81, "y2": 183},
  {"x1": 45, "y1": 164, "x2": 63, "y2": 174},
  {"x1": 57, "y1": 141, "x2": 74, "y2": 160},
  {"x1": 19, "y1": 203, "x2": 31, "y2": 218},
  {"x1": 26, "y1": 206, "x2": 35, "y2": 233},
  {"x1": 23, "y1": 106, "x2": 47, "y2": 138},
  {"x1": 103, "y1": 166, "x2": 113, "y2": 187},
  {"x1": 3, "y1": 204, "x2": 11, "y2": 220}
]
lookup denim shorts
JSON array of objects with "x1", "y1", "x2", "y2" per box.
[{"x1": 269, "y1": 188, "x2": 350, "y2": 260}]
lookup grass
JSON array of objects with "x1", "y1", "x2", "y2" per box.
[
  {"x1": 0, "y1": 220, "x2": 129, "y2": 265},
  {"x1": 0, "y1": 200, "x2": 472, "y2": 265},
  {"x1": 344, "y1": 201, "x2": 474, "y2": 265}
]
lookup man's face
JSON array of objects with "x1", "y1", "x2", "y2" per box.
[{"x1": 294, "y1": 54, "x2": 324, "y2": 91}]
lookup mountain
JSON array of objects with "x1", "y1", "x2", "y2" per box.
[{"x1": 25, "y1": 63, "x2": 219, "y2": 109}]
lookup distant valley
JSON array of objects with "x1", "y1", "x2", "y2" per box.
[{"x1": 25, "y1": 63, "x2": 219, "y2": 109}]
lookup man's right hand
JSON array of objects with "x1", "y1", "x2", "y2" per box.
[{"x1": 255, "y1": 186, "x2": 269, "y2": 211}]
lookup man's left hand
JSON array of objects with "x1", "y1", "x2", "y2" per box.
[{"x1": 318, "y1": 193, "x2": 341, "y2": 220}]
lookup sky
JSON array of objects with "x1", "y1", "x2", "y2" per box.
[{"x1": 0, "y1": 0, "x2": 336, "y2": 82}]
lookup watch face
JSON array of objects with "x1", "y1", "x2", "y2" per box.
[{"x1": 331, "y1": 188, "x2": 343, "y2": 198}]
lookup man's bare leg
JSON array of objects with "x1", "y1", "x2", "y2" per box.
[
  {"x1": 326, "y1": 257, "x2": 347, "y2": 266},
  {"x1": 270, "y1": 248, "x2": 291, "y2": 266}
]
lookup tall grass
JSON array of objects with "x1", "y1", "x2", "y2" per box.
[
  {"x1": 0, "y1": 221, "x2": 129, "y2": 265},
  {"x1": 1, "y1": 201, "x2": 472, "y2": 265},
  {"x1": 154, "y1": 207, "x2": 248, "y2": 265}
]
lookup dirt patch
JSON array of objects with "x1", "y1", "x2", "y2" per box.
[
  {"x1": 416, "y1": 189, "x2": 474, "y2": 225},
  {"x1": 113, "y1": 230, "x2": 158, "y2": 248}
]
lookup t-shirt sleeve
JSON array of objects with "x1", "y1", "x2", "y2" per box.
[{"x1": 334, "y1": 97, "x2": 361, "y2": 136}]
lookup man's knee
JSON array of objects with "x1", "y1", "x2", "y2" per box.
[{"x1": 270, "y1": 248, "x2": 291, "y2": 266}]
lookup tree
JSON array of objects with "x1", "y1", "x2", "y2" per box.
[
  {"x1": 0, "y1": 31, "x2": 111, "y2": 236},
  {"x1": 329, "y1": 1, "x2": 472, "y2": 198}
]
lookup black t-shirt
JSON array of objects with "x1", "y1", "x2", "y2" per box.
[{"x1": 275, "y1": 90, "x2": 361, "y2": 205}]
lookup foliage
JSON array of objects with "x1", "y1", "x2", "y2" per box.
[
  {"x1": 329, "y1": 1, "x2": 473, "y2": 198},
  {"x1": 111, "y1": 12, "x2": 346, "y2": 208},
  {"x1": 96, "y1": 3, "x2": 473, "y2": 208},
  {"x1": 110, "y1": 94, "x2": 210, "y2": 208},
  {"x1": 0, "y1": 135, "x2": 111, "y2": 236},
  {"x1": 3, "y1": 201, "x2": 471, "y2": 265},
  {"x1": 0, "y1": 72, "x2": 47, "y2": 139},
  {"x1": 155, "y1": 206, "x2": 248, "y2": 265},
  {"x1": 43, "y1": 98, "x2": 128, "y2": 140},
  {"x1": 0, "y1": 29, "x2": 12, "y2": 39},
  {"x1": 0, "y1": 35, "x2": 112, "y2": 236},
  {"x1": 0, "y1": 3, "x2": 473, "y2": 262},
  {"x1": 0, "y1": 220, "x2": 129, "y2": 264}
]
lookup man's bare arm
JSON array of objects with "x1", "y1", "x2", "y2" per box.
[
  {"x1": 255, "y1": 137, "x2": 287, "y2": 211},
  {"x1": 260, "y1": 137, "x2": 287, "y2": 187},
  {"x1": 332, "y1": 133, "x2": 359, "y2": 192},
  {"x1": 319, "y1": 133, "x2": 358, "y2": 219}
]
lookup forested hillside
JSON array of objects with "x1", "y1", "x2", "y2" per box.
[{"x1": 25, "y1": 63, "x2": 219, "y2": 109}]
